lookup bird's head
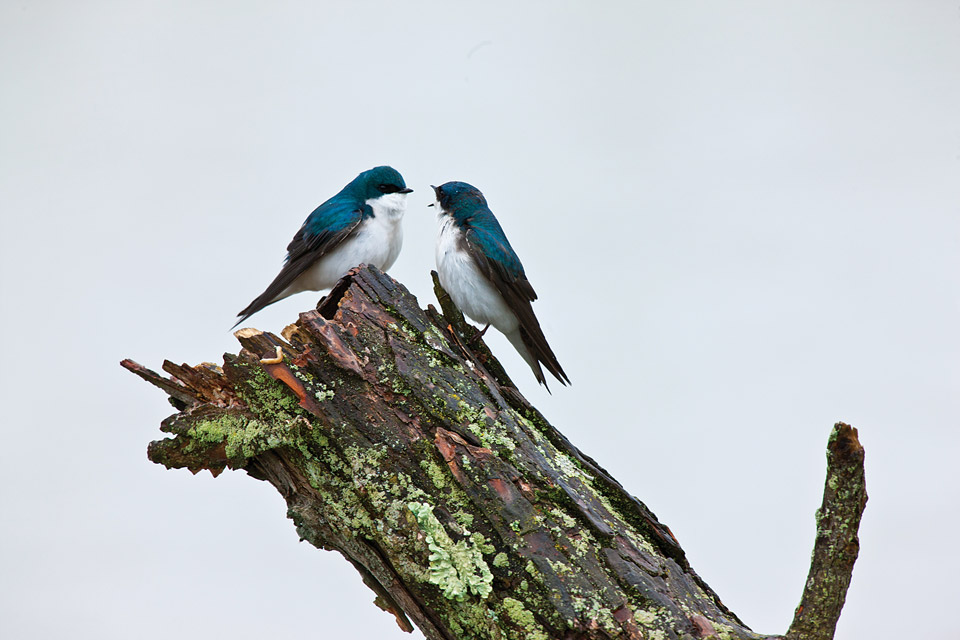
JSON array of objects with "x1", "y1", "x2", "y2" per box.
[
  {"x1": 349, "y1": 166, "x2": 412, "y2": 202},
  {"x1": 429, "y1": 181, "x2": 488, "y2": 221}
]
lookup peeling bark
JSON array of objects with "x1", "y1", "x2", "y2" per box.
[{"x1": 123, "y1": 265, "x2": 865, "y2": 640}]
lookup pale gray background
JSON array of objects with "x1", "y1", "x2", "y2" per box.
[{"x1": 2, "y1": 2, "x2": 958, "y2": 638}]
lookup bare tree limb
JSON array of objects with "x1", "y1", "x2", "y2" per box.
[{"x1": 785, "y1": 423, "x2": 867, "y2": 640}]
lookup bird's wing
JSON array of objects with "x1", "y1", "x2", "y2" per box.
[
  {"x1": 463, "y1": 226, "x2": 570, "y2": 387},
  {"x1": 234, "y1": 199, "x2": 365, "y2": 326}
]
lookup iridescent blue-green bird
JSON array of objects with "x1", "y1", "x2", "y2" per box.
[
  {"x1": 235, "y1": 166, "x2": 412, "y2": 327},
  {"x1": 431, "y1": 181, "x2": 569, "y2": 389}
]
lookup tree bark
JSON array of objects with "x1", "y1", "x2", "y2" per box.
[
  {"x1": 123, "y1": 265, "x2": 865, "y2": 640},
  {"x1": 785, "y1": 424, "x2": 867, "y2": 640}
]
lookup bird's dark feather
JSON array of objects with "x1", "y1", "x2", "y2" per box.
[
  {"x1": 233, "y1": 206, "x2": 364, "y2": 327},
  {"x1": 463, "y1": 229, "x2": 570, "y2": 388}
]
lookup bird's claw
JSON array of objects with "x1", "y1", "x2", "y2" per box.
[{"x1": 468, "y1": 324, "x2": 490, "y2": 345}]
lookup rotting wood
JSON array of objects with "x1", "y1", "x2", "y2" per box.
[
  {"x1": 124, "y1": 265, "x2": 865, "y2": 640},
  {"x1": 785, "y1": 423, "x2": 867, "y2": 640}
]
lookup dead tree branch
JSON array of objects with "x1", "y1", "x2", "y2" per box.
[
  {"x1": 785, "y1": 424, "x2": 867, "y2": 640},
  {"x1": 123, "y1": 265, "x2": 865, "y2": 640}
]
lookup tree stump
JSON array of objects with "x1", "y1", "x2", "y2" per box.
[{"x1": 123, "y1": 265, "x2": 865, "y2": 640}]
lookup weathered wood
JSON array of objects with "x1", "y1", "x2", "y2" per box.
[
  {"x1": 123, "y1": 265, "x2": 865, "y2": 640},
  {"x1": 785, "y1": 424, "x2": 867, "y2": 640}
]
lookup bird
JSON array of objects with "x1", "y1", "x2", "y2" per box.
[
  {"x1": 431, "y1": 181, "x2": 569, "y2": 389},
  {"x1": 235, "y1": 166, "x2": 412, "y2": 327}
]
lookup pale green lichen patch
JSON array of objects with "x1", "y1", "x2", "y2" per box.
[
  {"x1": 422, "y1": 329, "x2": 453, "y2": 355},
  {"x1": 592, "y1": 489, "x2": 660, "y2": 557},
  {"x1": 633, "y1": 606, "x2": 666, "y2": 627},
  {"x1": 408, "y1": 502, "x2": 493, "y2": 601},
  {"x1": 553, "y1": 451, "x2": 593, "y2": 482},
  {"x1": 710, "y1": 620, "x2": 743, "y2": 640},
  {"x1": 516, "y1": 415, "x2": 547, "y2": 443},
  {"x1": 314, "y1": 382, "x2": 335, "y2": 402},
  {"x1": 492, "y1": 552, "x2": 509, "y2": 568},
  {"x1": 549, "y1": 507, "x2": 577, "y2": 530},
  {"x1": 569, "y1": 529, "x2": 598, "y2": 556},
  {"x1": 420, "y1": 458, "x2": 448, "y2": 489},
  {"x1": 235, "y1": 364, "x2": 302, "y2": 422},
  {"x1": 469, "y1": 531, "x2": 496, "y2": 555},
  {"x1": 827, "y1": 474, "x2": 839, "y2": 491},
  {"x1": 185, "y1": 412, "x2": 291, "y2": 463},
  {"x1": 457, "y1": 401, "x2": 516, "y2": 455},
  {"x1": 570, "y1": 592, "x2": 619, "y2": 634},
  {"x1": 500, "y1": 597, "x2": 550, "y2": 640},
  {"x1": 185, "y1": 413, "x2": 247, "y2": 445},
  {"x1": 453, "y1": 510, "x2": 474, "y2": 530},
  {"x1": 633, "y1": 608, "x2": 655, "y2": 625}
]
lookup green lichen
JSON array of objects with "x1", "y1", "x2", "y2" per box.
[
  {"x1": 457, "y1": 401, "x2": 517, "y2": 454},
  {"x1": 592, "y1": 488, "x2": 660, "y2": 557},
  {"x1": 185, "y1": 413, "x2": 246, "y2": 445},
  {"x1": 469, "y1": 531, "x2": 496, "y2": 555},
  {"x1": 633, "y1": 607, "x2": 662, "y2": 625},
  {"x1": 711, "y1": 621, "x2": 742, "y2": 640},
  {"x1": 554, "y1": 451, "x2": 588, "y2": 479},
  {"x1": 185, "y1": 412, "x2": 293, "y2": 464},
  {"x1": 549, "y1": 507, "x2": 577, "y2": 530},
  {"x1": 407, "y1": 502, "x2": 493, "y2": 601},
  {"x1": 314, "y1": 382, "x2": 335, "y2": 402},
  {"x1": 422, "y1": 328, "x2": 452, "y2": 353},
  {"x1": 570, "y1": 593, "x2": 619, "y2": 634},
  {"x1": 453, "y1": 510, "x2": 474, "y2": 530},
  {"x1": 492, "y1": 552, "x2": 508, "y2": 568},
  {"x1": 420, "y1": 458, "x2": 448, "y2": 489},
  {"x1": 501, "y1": 597, "x2": 549, "y2": 640},
  {"x1": 235, "y1": 363, "x2": 302, "y2": 422},
  {"x1": 548, "y1": 557, "x2": 574, "y2": 577}
]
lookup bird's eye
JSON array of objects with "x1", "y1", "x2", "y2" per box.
[{"x1": 378, "y1": 183, "x2": 400, "y2": 194}]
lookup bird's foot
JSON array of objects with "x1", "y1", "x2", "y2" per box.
[{"x1": 468, "y1": 324, "x2": 490, "y2": 345}]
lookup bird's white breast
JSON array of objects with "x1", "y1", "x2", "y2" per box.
[
  {"x1": 288, "y1": 194, "x2": 406, "y2": 294},
  {"x1": 435, "y1": 214, "x2": 518, "y2": 333},
  {"x1": 361, "y1": 191, "x2": 406, "y2": 269}
]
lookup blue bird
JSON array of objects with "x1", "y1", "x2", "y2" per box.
[
  {"x1": 235, "y1": 166, "x2": 412, "y2": 327},
  {"x1": 431, "y1": 181, "x2": 569, "y2": 389}
]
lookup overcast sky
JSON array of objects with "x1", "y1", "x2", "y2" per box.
[{"x1": 2, "y1": 2, "x2": 958, "y2": 639}]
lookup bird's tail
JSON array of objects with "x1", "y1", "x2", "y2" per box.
[
  {"x1": 233, "y1": 295, "x2": 274, "y2": 330},
  {"x1": 233, "y1": 283, "x2": 296, "y2": 329},
  {"x1": 503, "y1": 327, "x2": 570, "y2": 392}
]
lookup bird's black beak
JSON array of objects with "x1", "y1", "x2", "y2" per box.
[
  {"x1": 428, "y1": 185, "x2": 439, "y2": 207},
  {"x1": 399, "y1": 187, "x2": 413, "y2": 194}
]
